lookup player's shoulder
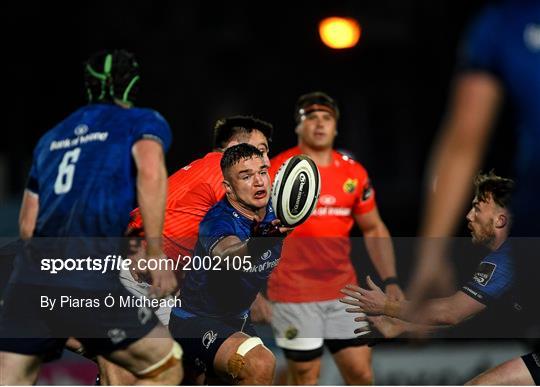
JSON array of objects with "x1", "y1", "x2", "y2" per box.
[
  {"x1": 333, "y1": 150, "x2": 369, "y2": 176},
  {"x1": 199, "y1": 199, "x2": 237, "y2": 231},
  {"x1": 125, "y1": 106, "x2": 169, "y2": 125},
  {"x1": 485, "y1": 241, "x2": 514, "y2": 265},
  {"x1": 203, "y1": 198, "x2": 234, "y2": 222}
]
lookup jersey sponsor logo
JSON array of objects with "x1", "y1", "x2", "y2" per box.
[
  {"x1": 524, "y1": 24, "x2": 540, "y2": 52},
  {"x1": 473, "y1": 262, "x2": 496, "y2": 287},
  {"x1": 319, "y1": 194, "x2": 336, "y2": 206},
  {"x1": 261, "y1": 250, "x2": 272, "y2": 261},
  {"x1": 343, "y1": 178, "x2": 358, "y2": 194},
  {"x1": 362, "y1": 180, "x2": 373, "y2": 201},
  {"x1": 313, "y1": 206, "x2": 351, "y2": 217},
  {"x1": 247, "y1": 257, "x2": 280, "y2": 273},
  {"x1": 202, "y1": 330, "x2": 218, "y2": 349},
  {"x1": 74, "y1": 124, "x2": 89, "y2": 136},
  {"x1": 49, "y1": 131, "x2": 109, "y2": 151}
]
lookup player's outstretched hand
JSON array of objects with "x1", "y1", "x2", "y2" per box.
[
  {"x1": 355, "y1": 314, "x2": 405, "y2": 338},
  {"x1": 339, "y1": 276, "x2": 388, "y2": 315}
]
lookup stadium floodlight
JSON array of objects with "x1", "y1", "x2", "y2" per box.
[{"x1": 318, "y1": 17, "x2": 361, "y2": 49}]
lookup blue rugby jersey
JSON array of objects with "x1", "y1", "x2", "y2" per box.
[
  {"x1": 175, "y1": 199, "x2": 282, "y2": 319},
  {"x1": 14, "y1": 103, "x2": 171, "y2": 288}
]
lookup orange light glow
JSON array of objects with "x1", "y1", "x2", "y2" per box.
[{"x1": 319, "y1": 17, "x2": 361, "y2": 49}]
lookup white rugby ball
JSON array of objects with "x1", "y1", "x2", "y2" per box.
[{"x1": 271, "y1": 155, "x2": 321, "y2": 227}]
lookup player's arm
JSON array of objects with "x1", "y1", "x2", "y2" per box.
[
  {"x1": 410, "y1": 73, "x2": 503, "y2": 298},
  {"x1": 132, "y1": 139, "x2": 176, "y2": 297},
  {"x1": 342, "y1": 278, "x2": 485, "y2": 326},
  {"x1": 354, "y1": 209, "x2": 403, "y2": 300},
  {"x1": 354, "y1": 314, "x2": 441, "y2": 339},
  {"x1": 19, "y1": 190, "x2": 39, "y2": 240},
  {"x1": 210, "y1": 220, "x2": 291, "y2": 259}
]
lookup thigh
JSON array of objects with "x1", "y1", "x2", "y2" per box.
[
  {"x1": 467, "y1": 355, "x2": 535, "y2": 385},
  {"x1": 271, "y1": 302, "x2": 324, "y2": 351},
  {"x1": 0, "y1": 351, "x2": 42, "y2": 385},
  {"x1": 323, "y1": 298, "x2": 369, "y2": 340},
  {"x1": 169, "y1": 313, "x2": 251, "y2": 376},
  {"x1": 77, "y1": 285, "x2": 160, "y2": 356},
  {"x1": 101, "y1": 323, "x2": 176, "y2": 376},
  {"x1": 0, "y1": 283, "x2": 66, "y2": 359}
]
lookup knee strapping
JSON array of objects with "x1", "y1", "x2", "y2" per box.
[
  {"x1": 135, "y1": 341, "x2": 183, "y2": 379},
  {"x1": 227, "y1": 337, "x2": 265, "y2": 379}
]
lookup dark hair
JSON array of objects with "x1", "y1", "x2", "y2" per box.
[
  {"x1": 220, "y1": 143, "x2": 264, "y2": 174},
  {"x1": 474, "y1": 171, "x2": 514, "y2": 208},
  {"x1": 294, "y1": 91, "x2": 340, "y2": 123},
  {"x1": 213, "y1": 115, "x2": 273, "y2": 149},
  {"x1": 84, "y1": 49, "x2": 140, "y2": 105}
]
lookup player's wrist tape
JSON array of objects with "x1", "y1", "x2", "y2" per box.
[
  {"x1": 382, "y1": 276, "x2": 399, "y2": 287},
  {"x1": 135, "y1": 341, "x2": 183, "y2": 378},
  {"x1": 383, "y1": 300, "x2": 401, "y2": 318}
]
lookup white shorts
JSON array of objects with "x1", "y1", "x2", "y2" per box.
[
  {"x1": 119, "y1": 268, "x2": 171, "y2": 326},
  {"x1": 271, "y1": 299, "x2": 369, "y2": 351}
]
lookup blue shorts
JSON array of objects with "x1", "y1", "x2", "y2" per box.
[
  {"x1": 0, "y1": 282, "x2": 159, "y2": 359},
  {"x1": 168, "y1": 310, "x2": 257, "y2": 375}
]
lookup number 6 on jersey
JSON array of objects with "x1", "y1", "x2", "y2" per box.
[{"x1": 54, "y1": 147, "x2": 81, "y2": 194}]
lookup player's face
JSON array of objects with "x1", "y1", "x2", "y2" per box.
[
  {"x1": 466, "y1": 195, "x2": 497, "y2": 245},
  {"x1": 296, "y1": 110, "x2": 337, "y2": 150},
  {"x1": 226, "y1": 156, "x2": 270, "y2": 211},
  {"x1": 247, "y1": 130, "x2": 270, "y2": 167}
]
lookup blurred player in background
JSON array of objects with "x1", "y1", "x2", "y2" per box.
[
  {"x1": 169, "y1": 144, "x2": 291, "y2": 384},
  {"x1": 342, "y1": 172, "x2": 539, "y2": 385},
  {"x1": 409, "y1": 0, "x2": 540, "y2": 301},
  {"x1": 0, "y1": 49, "x2": 182, "y2": 384},
  {"x1": 267, "y1": 91, "x2": 403, "y2": 384}
]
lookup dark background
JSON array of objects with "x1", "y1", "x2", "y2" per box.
[{"x1": 1, "y1": 0, "x2": 514, "y2": 240}]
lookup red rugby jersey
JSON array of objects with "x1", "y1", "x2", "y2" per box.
[
  {"x1": 268, "y1": 146, "x2": 376, "y2": 302},
  {"x1": 129, "y1": 152, "x2": 225, "y2": 259}
]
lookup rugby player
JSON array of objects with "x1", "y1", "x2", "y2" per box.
[
  {"x1": 267, "y1": 91, "x2": 403, "y2": 384},
  {"x1": 341, "y1": 172, "x2": 539, "y2": 385},
  {"x1": 0, "y1": 49, "x2": 182, "y2": 384},
  {"x1": 98, "y1": 116, "x2": 274, "y2": 383},
  {"x1": 168, "y1": 143, "x2": 291, "y2": 384}
]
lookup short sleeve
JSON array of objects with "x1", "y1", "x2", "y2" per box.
[
  {"x1": 456, "y1": 6, "x2": 502, "y2": 76},
  {"x1": 461, "y1": 256, "x2": 513, "y2": 305},
  {"x1": 131, "y1": 110, "x2": 173, "y2": 152},
  {"x1": 352, "y1": 166, "x2": 376, "y2": 215},
  {"x1": 198, "y1": 216, "x2": 237, "y2": 256}
]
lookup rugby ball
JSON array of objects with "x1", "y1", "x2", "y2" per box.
[{"x1": 271, "y1": 155, "x2": 321, "y2": 227}]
